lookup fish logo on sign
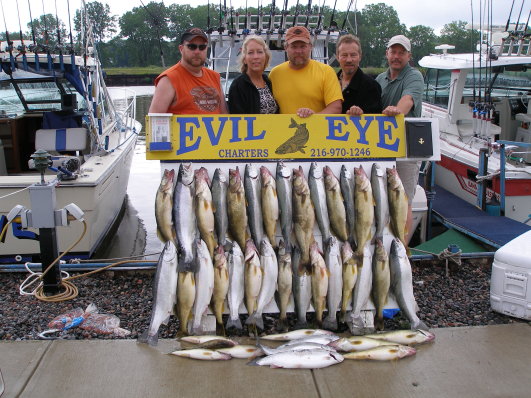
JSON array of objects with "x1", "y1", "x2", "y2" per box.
[{"x1": 275, "y1": 118, "x2": 310, "y2": 154}]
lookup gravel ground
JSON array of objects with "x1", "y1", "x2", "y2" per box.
[{"x1": 0, "y1": 259, "x2": 523, "y2": 341}]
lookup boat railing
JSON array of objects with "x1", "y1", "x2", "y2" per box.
[{"x1": 495, "y1": 34, "x2": 531, "y2": 57}]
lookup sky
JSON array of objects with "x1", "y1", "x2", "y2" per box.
[{"x1": 0, "y1": 0, "x2": 527, "y2": 35}]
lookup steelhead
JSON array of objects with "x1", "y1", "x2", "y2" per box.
[
  {"x1": 310, "y1": 241, "x2": 328, "y2": 327},
  {"x1": 226, "y1": 241, "x2": 245, "y2": 330},
  {"x1": 259, "y1": 341, "x2": 337, "y2": 356},
  {"x1": 191, "y1": 239, "x2": 215, "y2": 335},
  {"x1": 244, "y1": 239, "x2": 262, "y2": 316},
  {"x1": 244, "y1": 164, "x2": 264, "y2": 245},
  {"x1": 212, "y1": 245, "x2": 229, "y2": 332},
  {"x1": 217, "y1": 345, "x2": 264, "y2": 359},
  {"x1": 329, "y1": 336, "x2": 395, "y2": 352},
  {"x1": 365, "y1": 329, "x2": 435, "y2": 345},
  {"x1": 180, "y1": 335, "x2": 237, "y2": 344},
  {"x1": 260, "y1": 166, "x2": 279, "y2": 249},
  {"x1": 177, "y1": 271, "x2": 195, "y2": 335},
  {"x1": 275, "y1": 334, "x2": 340, "y2": 347},
  {"x1": 323, "y1": 236, "x2": 342, "y2": 331},
  {"x1": 371, "y1": 163, "x2": 389, "y2": 240},
  {"x1": 343, "y1": 345, "x2": 416, "y2": 361},
  {"x1": 195, "y1": 167, "x2": 217, "y2": 259},
  {"x1": 291, "y1": 245, "x2": 312, "y2": 328},
  {"x1": 211, "y1": 168, "x2": 229, "y2": 247},
  {"x1": 246, "y1": 238, "x2": 279, "y2": 330},
  {"x1": 292, "y1": 166, "x2": 315, "y2": 269},
  {"x1": 170, "y1": 349, "x2": 231, "y2": 361},
  {"x1": 277, "y1": 239, "x2": 293, "y2": 331},
  {"x1": 387, "y1": 167, "x2": 408, "y2": 248},
  {"x1": 173, "y1": 163, "x2": 196, "y2": 272},
  {"x1": 260, "y1": 329, "x2": 335, "y2": 341},
  {"x1": 340, "y1": 241, "x2": 358, "y2": 322},
  {"x1": 353, "y1": 166, "x2": 374, "y2": 256},
  {"x1": 390, "y1": 238, "x2": 429, "y2": 331},
  {"x1": 348, "y1": 244, "x2": 373, "y2": 335},
  {"x1": 309, "y1": 162, "x2": 331, "y2": 243},
  {"x1": 155, "y1": 169, "x2": 175, "y2": 244},
  {"x1": 138, "y1": 241, "x2": 178, "y2": 346},
  {"x1": 372, "y1": 238, "x2": 390, "y2": 331},
  {"x1": 275, "y1": 161, "x2": 293, "y2": 253},
  {"x1": 249, "y1": 349, "x2": 343, "y2": 369},
  {"x1": 340, "y1": 165, "x2": 356, "y2": 246},
  {"x1": 227, "y1": 167, "x2": 248, "y2": 250},
  {"x1": 323, "y1": 166, "x2": 349, "y2": 242}
]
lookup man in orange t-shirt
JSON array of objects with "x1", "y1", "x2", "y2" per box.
[{"x1": 149, "y1": 28, "x2": 228, "y2": 114}]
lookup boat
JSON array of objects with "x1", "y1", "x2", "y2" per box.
[
  {"x1": 419, "y1": 31, "x2": 531, "y2": 225},
  {"x1": 0, "y1": 2, "x2": 141, "y2": 263}
]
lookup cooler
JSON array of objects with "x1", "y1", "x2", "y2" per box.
[
  {"x1": 411, "y1": 185, "x2": 428, "y2": 243},
  {"x1": 490, "y1": 230, "x2": 531, "y2": 320}
]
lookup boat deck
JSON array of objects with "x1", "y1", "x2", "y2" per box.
[
  {"x1": 431, "y1": 185, "x2": 531, "y2": 248},
  {"x1": 1, "y1": 323, "x2": 530, "y2": 398}
]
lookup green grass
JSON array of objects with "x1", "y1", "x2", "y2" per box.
[{"x1": 104, "y1": 66, "x2": 166, "y2": 75}]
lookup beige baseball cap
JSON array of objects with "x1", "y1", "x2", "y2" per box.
[{"x1": 387, "y1": 35, "x2": 411, "y2": 52}]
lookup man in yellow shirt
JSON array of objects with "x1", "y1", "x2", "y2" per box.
[{"x1": 269, "y1": 26, "x2": 343, "y2": 117}]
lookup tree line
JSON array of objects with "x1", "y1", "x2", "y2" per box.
[{"x1": 0, "y1": 1, "x2": 479, "y2": 69}]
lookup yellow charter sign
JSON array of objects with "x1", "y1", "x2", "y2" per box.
[{"x1": 146, "y1": 113, "x2": 406, "y2": 161}]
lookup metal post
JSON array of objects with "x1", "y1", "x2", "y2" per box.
[
  {"x1": 426, "y1": 161, "x2": 436, "y2": 240},
  {"x1": 39, "y1": 228, "x2": 61, "y2": 294},
  {"x1": 500, "y1": 144, "x2": 506, "y2": 216},
  {"x1": 477, "y1": 148, "x2": 488, "y2": 211}
]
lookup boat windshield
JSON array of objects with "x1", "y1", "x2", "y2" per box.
[{"x1": 424, "y1": 68, "x2": 531, "y2": 108}]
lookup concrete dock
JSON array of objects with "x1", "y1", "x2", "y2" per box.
[{"x1": 1, "y1": 323, "x2": 530, "y2": 398}]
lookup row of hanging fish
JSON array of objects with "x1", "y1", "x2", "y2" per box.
[
  {"x1": 145, "y1": 161, "x2": 427, "y2": 344},
  {"x1": 168, "y1": 329, "x2": 435, "y2": 368}
]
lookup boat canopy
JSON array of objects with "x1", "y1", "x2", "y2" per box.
[{"x1": 419, "y1": 53, "x2": 531, "y2": 70}]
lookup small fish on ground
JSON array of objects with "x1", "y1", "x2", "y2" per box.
[
  {"x1": 217, "y1": 345, "x2": 264, "y2": 359},
  {"x1": 170, "y1": 349, "x2": 232, "y2": 361},
  {"x1": 260, "y1": 329, "x2": 335, "y2": 341},
  {"x1": 248, "y1": 349, "x2": 344, "y2": 369},
  {"x1": 343, "y1": 345, "x2": 416, "y2": 361},
  {"x1": 365, "y1": 330, "x2": 435, "y2": 346}
]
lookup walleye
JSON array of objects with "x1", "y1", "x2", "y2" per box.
[
  {"x1": 211, "y1": 168, "x2": 229, "y2": 247},
  {"x1": 138, "y1": 241, "x2": 178, "y2": 346},
  {"x1": 259, "y1": 342, "x2": 337, "y2": 356},
  {"x1": 390, "y1": 238, "x2": 429, "y2": 331},
  {"x1": 212, "y1": 245, "x2": 229, "y2": 334},
  {"x1": 348, "y1": 244, "x2": 373, "y2": 335},
  {"x1": 173, "y1": 163, "x2": 196, "y2": 272},
  {"x1": 277, "y1": 240, "x2": 293, "y2": 331},
  {"x1": 155, "y1": 169, "x2": 175, "y2": 243},
  {"x1": 260, "y1": 328, "x2": 335, "y2": 341},
  {"x1": 323, "y1": 237, "x2": 342, "y2": 331},
  {"x1": 191, "y1": 239, "x2": 215, "y2": 335},
  {"x1": 275, "y1": 161, "x2": 293, "y2": 253},
  {"x1": 329, "y1": 336, "x2": 396, "y2": 352},
  {"x1": 291, "y1": 245, "x2": 312, "y2": 328},
  {"x1": 372, "y1": 238, "x2": 390, "y2": 331},
  {"x1": 323, "y1": 166, "x2": 348, "y2": 242},
  {"x1": 275, "y1": 118, "x2": 310, "y2": 154},
  {"x1": 244, "y1": 164, "x2": 264, "y2": 245},
  {"x1": 249, "y1": 349, "x2": 343, "y2": 369},
  {"x1": 273, "y1": 334, "x2": 339, "y2": 347},
  {"x1": 195, "y1": 167, "x2": 217, "y2": 259},
  {"x1": 365, "y1": 329, "x2": 436, "y2": 345},
  {"x1": 227, "y1": 167, "x2": 248, "y2": 250},
  {"x1": 244, "y1": 239, "x2": 262, "y2": 317},
  {"x1": 177, "y1": 271, "x2": 195, "y2": 335},
  {"x1": 226, "y1": 241, "x2": 245, "y2": 330},
  {"x1": 387, "y1": 167, "x2": 409, "y2": 248},
  {"x1": 260, "y1": 166, "x2": 279, "y2": 249},
  {"x1": 310, "y1": 241, "x2": 328, "y2": 327},
  {"x1": 343, "y1": 345, "x2": 416, "y2": 361},
  {"x1": 292, "y1": 166, "x2": 315, "y2": 268},
  {"x1": 340, "y1": 241, "x2": 358, "y2": 322},
  {"x1": 217, "y1": 345, "x2": 264, "y2": 359},
  {"x1": 170, "y1": 349, "x2": 231, "y2": 361},
  {"x1": 246, "y1": 238, "x2": 279, "y2": 330},
  {"x1": 309, "y1": 162, "x2": 331, "y2": 243},
  {"x1": 180, "y1": 335, "x2": 237, "y2": 345},
  {"x1": 371, "y1": 163, "x2": 389, "y2": 240},
  {"x1": 340, "y1": 165, "x2": 356, "y2": 246},
  {"x1": 353, "y1": 166, "x2": 374, "y2": 256}
]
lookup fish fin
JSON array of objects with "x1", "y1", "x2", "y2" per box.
[
  {"x1": 375, "y1": 317, "x2": 385, "y2": 331},
  {"x1": 289, "y1": 118, "x2": 297, "y2": 128},
  {"x1": 226, "y1": 316, "x2": 243, "y2": 330},
  {"x1": 299, "y1": 147, "x2": 306, "y2": 154},
  {"x1": 413, "y1": 320, "x2": 429, "y2": 331},
  {"x1": 245, "y1": 312, "x2": 265, "y2": 330},
  {"x1": 322, "y1": 315, "x2": 338, "y2": 331},
  {"x1": 162, "y1": 315, "x2": 171, "y2": 326},
  {"x1": 246, "y1": 357, "x2": 261, "y2": 366},
  {"x1": 257, "y1": 343, "x2": 275, "y2": 356}
]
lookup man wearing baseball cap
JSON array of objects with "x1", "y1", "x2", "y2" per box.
[
  {"x1": 269, "y1": 26, "x2": 342, "y2": 117},
  {"x1": 376, "y1": 34, "x2": 424, "y2": 245},
  {"x1": 149, "y1": 27, "x2": 227, "y2": 114}
]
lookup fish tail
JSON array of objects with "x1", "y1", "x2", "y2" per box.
[
  {"x1": 413, "y1": 319, "x2": 429, "y2": 331},
  {"x1": 226, "y1": 316, "x2": 243, "y2": 330},
  {"x1": 246, "y1": 356, "x2": 261, "y2": 366},
  {"x1": 257, "y1": 343, "x2": 275, "y2": 356},
  {"x1": 138, "y1": 331, "x2": 158, "y2": 346},
  {"x1": 276, "y1": 317, "x2": 289, "y2": 332},
  {"x1": 245, "y1": 312, "x2": 264, "y2": 330},
  {"x1": 375, "y1": 316, "x2": 385, "y2": 331},
  {"x1": 347, "y1": 315, "x2": 365, "y2": 335},
  {"x1": 293, "y1": 318, "x2": 308, "y2": 329},
  {"x1": 322, "y1": 315, "x2": 338, "y2": 331}
]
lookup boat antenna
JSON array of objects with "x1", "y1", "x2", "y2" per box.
[
  {"x1": 341, "y1": 0, "x2": 355, "y2": 31},
  {"x1": 304, "y1": 0, "x2": 312, "y2": 28},
  {"x1": 139, "y1": 0, "x2": 165, "y2": 68},
  {"x1": 293, "y1": 0, "x2": 300, "y2": 26}
]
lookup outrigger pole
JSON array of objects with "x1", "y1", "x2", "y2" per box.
[{"x1": 27, "y1": 0, "x2": 39, "y2": 71}]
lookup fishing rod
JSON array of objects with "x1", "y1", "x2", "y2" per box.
[
  {"x1": 266, "y1": 0, "x2": 276, "y2": 46},
  {"x1": 243, "y1": 0, "x2": 250, "y2": 36},
  {"x1": 341, "y1": 0, "x2": 355, "y2": 31},
  {"x1": 15, "y1": 0, "x2": 28, "y2": 70},
  {"x1": 315, "y1": 0, "x2": 326, "y2": 34},
  {"x1": 293, "y1": 0, "x2": 300, "y2": 26},
  {"x1": 41, "y1": 0, "x2": 54, "y2": 72},
  {"x1": 66, "y1": 0, "x2": 77, "y2": 77},
  {"x1": 277, "y1": 0, "x2": 288, "y2": 46},
  {"x1": 54, "y1": 0, "x2": 65, "y2": 71},
  {"x1": 304, "y1": 0, "x2": 312, "y2": 29},
  {"x1": 0, "y1": 0, "x2": 15, "y2": 71},
  {"x1": 217, "y1": 0, "x2": 225, "y2": 47},
  {"x1": 139, "y1": 0, "x2": 165, "y2": 67},
  {"x1": 256, "y1": 0, "x2": 263, "y2": 35},
  {"x1": 229, "y1": 0, "x2": 236, "y2": 47},
  {"x1": 328, "y1": 0, "x2": 337, "y2": 31},
  {"x1": 27, "y1": 0, "x2": 39, "y2": 71},
  {"x1": 504, "y1": 0, "x2": 515, "y2": 32}
]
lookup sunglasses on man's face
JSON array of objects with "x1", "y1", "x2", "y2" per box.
[{"x1": 186, "y1": 43, "x2": 207, "y2": 51}]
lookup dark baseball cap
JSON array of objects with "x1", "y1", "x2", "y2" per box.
[{"x1": 180, "y1": 28, "x2": 208, "y2": 44}]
